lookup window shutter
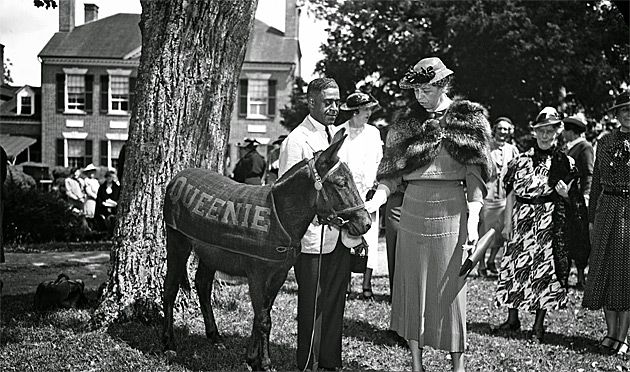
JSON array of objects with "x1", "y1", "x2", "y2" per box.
[
  {"x1": 100, "y1": 140, "x2": 108, "y2": 166},
  {"x1": 100, "y1": 75, "x2": 109, "y2": 114},
  {"x1": 85, "y1": 74, "x2": 94, "y2": 114},
  {"x1": 84, "y1": 139, "x2": 93, "y2": 167},
  {"x1": 267, "y1": 80, "x2": 277, "y2": 117},
  {"x1": 238, "y1": 79, "x2": 248, "y2": 117},
  {"x1": 56, "y1": 138, "x2": 64, "y2": 166},
  {"x1": 129, "y1": 76, "x2": 137, "y2": 113},
  {"x1": 56, "y1": 74, "x2": 65, "y2": 113}
]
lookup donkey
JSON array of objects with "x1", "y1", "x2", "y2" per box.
[{"x1": 161, "y1": 133, "x2": 371, "y2": 371}]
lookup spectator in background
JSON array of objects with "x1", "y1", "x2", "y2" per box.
[
  {"x1": 265, "y1": 135, "x2": 286, "y2": 185},
  {"x1": 82, "y1": 164, "x2": 99, "y2": 221},
  {"x1": 95, "y1": 170, "x2": 120, "y2": 237},
  {"x1": 562, "y1": 115, "x2": 594, "y2": 290},
  {"x1": 583, "y1": 91, "x2": 630, "y2": 356},
  {"x1": 65, "y1": 167, "x2": 86, "y2": 213},
  {"x1": 496, "y1": 107, "x2": 575, "y2": 342},
  {"x1": 337, "y1": 92, "x2": 383, "y2": 299},
  {"x1": 232, "y1": 138, "x2": 266, "y2": 185},
  {"x1": 476, "y1": 117, "x2": 519, "y2": 277}
]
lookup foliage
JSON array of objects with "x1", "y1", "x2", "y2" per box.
[
  {"x1": 33, "y1": 0, "x2": 57, "y2": 9},
  {"x1": 4, "y1": 166, "x2": 36, "y2": 190},
  {"x1": 2, "y1": 57, "x2": 13, "y2": 84},
  {"x1": 308, "y1": 0, "x2": 629, "y2": 136},
  {"x1": 279, "y1": 76, "x2": 310, "y2": 131},
  {"x1": 0, "y1": 258, "x2": 628, "y2": 371},
  {"x1": 3, "y1": 186, "x2": 87, "y2": 244}
]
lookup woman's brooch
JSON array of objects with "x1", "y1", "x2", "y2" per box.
[{"x1": 609, "y1": 138, "x2": 630, "y2": 167}]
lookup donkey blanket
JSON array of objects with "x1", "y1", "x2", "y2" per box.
[{"x1": 164, "y1": 169, "x2": 296, "y2": 262}]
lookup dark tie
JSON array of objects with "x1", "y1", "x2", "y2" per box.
[{"x1": 325, "y1": 126, "x2": 332, "y2": 144}]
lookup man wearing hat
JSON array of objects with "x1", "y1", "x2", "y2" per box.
[
  {"x1": 562, "y1": 115, "x2": 593, "y2": 290},
  {"x1": 232, "y1": 138, "x2": 266, "y2": 185}
]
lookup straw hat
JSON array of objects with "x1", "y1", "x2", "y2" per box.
[
  {"x1": 340, "y1": 92, "x2": 379, "y2": 111},
  {"x1": 399, "y1": 57, "x2": 454, "y2": 89},
  {"x1": 532, "y1": 107, "x2": 562, "y2": 129}
]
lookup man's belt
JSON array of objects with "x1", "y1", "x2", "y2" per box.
[
  {"x1": 603, "y1": 188, "x2": 630, "y2": 197},
  {"x1": 515, "y1": 194, "x2": 554, "y2": 205}
]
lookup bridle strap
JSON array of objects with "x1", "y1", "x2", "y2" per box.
[{"x1": 307, "y1": 158, "x2": 365, "y2": 228}]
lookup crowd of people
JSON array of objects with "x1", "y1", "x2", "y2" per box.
[
  {"x1": 224, "y1": 57, "x2": 629, "y2": 371},
  {"x1": 60, "y1": 164, "x2": 121, "y2": 237}
]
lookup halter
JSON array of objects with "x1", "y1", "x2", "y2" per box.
[{"x1": 307, "y1": 158, "x2": 365, "y2": 228}]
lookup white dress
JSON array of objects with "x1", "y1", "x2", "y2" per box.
[
  {"x1": 338, "y1": 122, "x2": 383, "y2": 269},
  {"x1": 83, "y1": 177, "x2": 100, "y2": 218}
]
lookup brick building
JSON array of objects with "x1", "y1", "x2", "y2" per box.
[{"x1": 38, "y1": 0, "x2": 300, "y2": 173}]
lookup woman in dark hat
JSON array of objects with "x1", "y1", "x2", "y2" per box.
[
  {"x1": 365, "y1": 57, "x2": 493, "y2": 372},
  {"x1": 583, "y1": 91, "x2": 630, "y2": 356},
  {"x1": 232, "y1": 138, "x2": 266, "y2": 185},
  {"x1": 495, "y1": 107, "x2": 576, "y2": 342},
  {"x1": 337, "y1": 92, "x2": 382, "y2": 299}
]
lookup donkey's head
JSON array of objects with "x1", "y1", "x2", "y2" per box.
[{"x1": 310, "y1": 130, "x2": 371, "y2": 236}]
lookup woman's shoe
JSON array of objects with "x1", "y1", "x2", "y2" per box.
[
  {"x1": 486, "y1": 261, "x2": 499, "y2": 275},
  {"x1": 611, "y1": 340, "x2": 628, "y2": 356},
  {"x1": 597, "y1": 336, "x2": 618, "y2": 352},
  {"x1": 532, "y1": 325, "x2": 545, "y2": 342},
  {"x1": 495, "y1": 320, "x2": 521, "y2": 331}
]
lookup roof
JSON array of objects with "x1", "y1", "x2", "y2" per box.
[
  {"x1": 0, "y1": 135, "x2": 37, "y2": 158},
  {"x1": 0, "y1": 85, "x2": 42, "y2": 121},
  {"x1": 38, "y1": 14, "x2": 298, "y2": 65},
  {"x1": 245, "y1": 19, "x2": 300, "y2": 64},
  {"x1": 39, "y1": 14, "x2": 141, "y2": 59}
]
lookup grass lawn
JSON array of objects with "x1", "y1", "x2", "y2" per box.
[{"x1": 0, "y1": 244, "x2": 628, "y2": 371}]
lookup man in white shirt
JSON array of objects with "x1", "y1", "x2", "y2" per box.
[{"x1": 278, "y1": 77, "x2": 348, "y2": 371}]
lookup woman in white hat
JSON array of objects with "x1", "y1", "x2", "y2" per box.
[
  {"x1": 496, "y1": 107, "x2": 576, "y2": 342},
  {"x1": 366, "y1": 57, "x2": 493, "y2": 372},
  {"x1": 583, "y1": 91, "x2": 630, "y2": 356},
  {"x1": 82, "y1": 164, "x2": 99, "y2": 220},
  {"x1": 337, "y1": 92, "x2": 382, "y2": 299}
]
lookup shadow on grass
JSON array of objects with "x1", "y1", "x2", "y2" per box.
[
  {"x1": 469, "y1": 321, "x2": 605, "y2": 355},
  {"x1": 107, "y1": 321, "x2": 297, "y2": 371},
  {"x1": 343, "y1": 318, "x2": 407, "y2": 348}
]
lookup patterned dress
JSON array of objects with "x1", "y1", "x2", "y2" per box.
[
  {"x1": 583, "y1": 130, "x2": 630, "y2": 311},
  {"x1": 496, "y1": 147, "x2": 569, "y2": 311}
]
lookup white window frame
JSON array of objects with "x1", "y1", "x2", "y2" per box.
[
  {"x1": 105, "y1": 133, "x2": 128, "y2": 169},
  {"x1": 245, "y1": 73, "x2": 272, "y2": 120},
  {"x1": 107, "y1": 69, "x2": 132, "y2": 115},
  {"x1": 61, "y1": 131, "x2": 88, "y2": 168},
  {"x1": 16, "y1": 87, "x2": 35, "y2": 116},
  {"x1": 63, "y1": 68, "x2": 88, "y2": 114}
]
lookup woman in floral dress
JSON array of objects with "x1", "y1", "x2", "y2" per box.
[
  {"x1": 495, "y1": 107, "x2": 575, "y2": 342},
  {"x1": 583, "y1": 91, "x2": 630, "y2": 356}
]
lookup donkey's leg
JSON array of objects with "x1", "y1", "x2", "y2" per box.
[
  {"x1": 247, "y1": 266, "x2": 291, "y2": 371},
  {"x1": 162, "y1": 227, "x2": 192, "y2": 352},
  {"x1": 194, "y1": 261, "x2": 222, "y2": 345}
]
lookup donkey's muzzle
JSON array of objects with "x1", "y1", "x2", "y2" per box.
[{"x1": 345, "y1": 208, "x2": 371, "y2": 236}]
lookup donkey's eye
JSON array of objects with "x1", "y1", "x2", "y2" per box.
[{"x1": 335, "y1": 180, "x2": 347, "y2": 188}]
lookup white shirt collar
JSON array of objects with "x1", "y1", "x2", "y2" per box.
[
  {"x1": 566, "y1": 136, "x2": 586, "y2": 150},
  {"x1": 307, "y1": 115, "x2": 327, "y2": 132}
]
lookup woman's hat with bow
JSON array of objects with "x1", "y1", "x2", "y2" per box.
[
  {"x1": 532, "y1": 107, "x2": 562, "y2": 129},
  {"x1": 399, "y1": 57, "x2": 454, "y2": 89}
]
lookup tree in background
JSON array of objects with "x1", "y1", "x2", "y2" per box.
[
  {"x1": 309, "y1": 0, "x2": 629, "y2": 140},
  {"x1": 77, "y1": 0, "x2": 258, "y2": 325},
  {"x1": 279, "y1": 76, "x2": 309, "y2": 131}
]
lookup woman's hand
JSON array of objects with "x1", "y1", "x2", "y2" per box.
[{"x1": 555, "y1": 179, "x2": 574, "y2": 199}]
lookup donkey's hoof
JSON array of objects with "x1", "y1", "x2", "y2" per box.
[{"x1": 164, "y1": 350, "x2": 177, "y2": 359}]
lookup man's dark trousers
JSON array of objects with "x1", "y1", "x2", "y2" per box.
[{"x1": 295, "y1": 238, "x2": 351, "y2": 371}]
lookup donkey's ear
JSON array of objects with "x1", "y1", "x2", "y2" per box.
[
  {"x1": 320, "y1": 132, "x2": 347, "y2": 164},
  {"x1": 331, "y1": 127, "x2": 346, "y2": 145}
]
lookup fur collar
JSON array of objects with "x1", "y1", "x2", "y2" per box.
[{"x1": 377, "y1": 100, "x2": 494, "y2": 182}]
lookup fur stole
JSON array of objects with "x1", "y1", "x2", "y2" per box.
[{"x1": 377, "y1": 100, "x2": 494, "y2": 182}]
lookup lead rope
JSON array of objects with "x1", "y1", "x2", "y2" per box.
[{"x1": 302, "y1": 224, "x2": 325, "y2": 372}]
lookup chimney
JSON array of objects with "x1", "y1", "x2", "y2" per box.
[
  {"x1": 84, "y1": 3, "x2": 99, "y2": 23},
  {"x1": 59, "y1": 0, "x2": 76, "y2": 32},
  {"x1": 285, "y1": 0, "x2": 298, "y2": 39},
  {"x1": 0, "y1": 43, "x2": 5, "y2": 86}
]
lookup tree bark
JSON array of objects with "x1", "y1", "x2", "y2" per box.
[{"x1": 94, "y1": 0, "x2": 259, "y2": 326}]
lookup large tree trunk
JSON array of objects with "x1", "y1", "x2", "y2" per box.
[{"x1": 94, "y1": 0, "x2": 259, "y2": 326}]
